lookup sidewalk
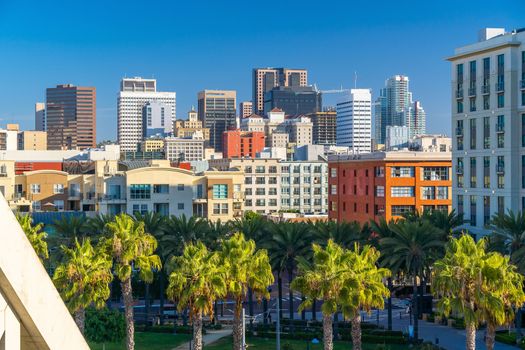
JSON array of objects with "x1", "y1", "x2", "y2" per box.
[{"x1": 172, "y1": 328, "x2": 232, "y2": 350}]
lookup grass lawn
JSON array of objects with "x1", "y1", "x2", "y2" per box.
[
  {"x1": 89, "y1": 332, "x2": 192, "y2": 350},
  {"x1": 205, "y1": 337, "x2": 410, "y2": 349}
]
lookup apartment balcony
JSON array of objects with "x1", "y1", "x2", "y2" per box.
[
  {"x1": 455, "y1": 128, "x2": 464, "y2": 136},
  {"x1": 495, "y1": 82, "x2": 504, "y2": 92},
  {"x1": 456, "y1": 167, "x2": 464, "y2": 175},
  {"x1": 68, "y1": 193, "x2": 82, "y2": 200},
  {"x1": 482, "y1": 84, "x2": 490, "y2": 95},
  {"x1": 521, "y1": 80, "x2": 525, "y2": 90},
  {"x1": 99, "y1": 194, "x2": 126, "y2": 203},
  {"x1": 496, "y1": 123, "x2": 505, "y2": 133},
  {"x1": 193, "y1": 197, "x2": 207, "y2": 204},
  {"x1": 496, "y1": 165, "x2": 505, "y2": 175},
  {"x1": 468, "y1": 87, "x2": 476, "y2": 97},
  {"x1": 455, "y1": 89, "x2": 464, "y2": 99}
]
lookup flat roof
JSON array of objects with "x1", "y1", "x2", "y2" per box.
[{"x1": 328, "y1": 151, "x2": 451, "y2": 162}]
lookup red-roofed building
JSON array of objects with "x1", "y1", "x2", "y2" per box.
[{"x1": 222, "y1": 130, "x2": 265, "y2": 159}]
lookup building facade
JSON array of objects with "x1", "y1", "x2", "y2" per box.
[
  {"x1": 142, "y1": 101, "x2": 173, "y2": 138},
  {"x1": 449, "y1": 28, "x2": 525, "y2": 236},
  {"x1": 46, "y1": 84, "x2": 96, "y2": 150},
  {"x1": 117, "y1": 77, "x2": 176, "y2": 152},
  {"x1": 164, "y1": 136, "x2": 205, "y2": 162},
  {"x1": 263, "y1": 86, "x2": 321, "y2": 116},
  {"x1": 336, "y1": 89, "x2": 372, "y2": 153},
  {"x1": 308, "y1": 111, "x2": 337, "y2": 146},
  {"x1": 239, "y1": 101, "x2": 253, "y2": 119},
  {"x1": 385, "y1": 125, "x2": 409, "y2": 150},
  {"x1": 222, "y1": 130, "x2": 266, "y2": 159},
  {"x1": 252, "y1": 68, "x2": 307, "y2": 115},
  {"x1": 197, "y1": 90, "x2": 236, "y2": 152},
  {"x1": 328, "y1": 152, "x2": 452, "y2": 225},
  {"x1": 173, "y1": 108, "x2": 210, "y2": 141},
  {"x1": 17, "y1": 130, "x2": 47, "y2": 150},
  {"x1": 35, "y1": 102, "x2": 46, "y2": 131}
]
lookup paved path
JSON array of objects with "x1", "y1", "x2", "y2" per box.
[{"x1": 172, "y1": 328, "x2": 232, "y2": 350}]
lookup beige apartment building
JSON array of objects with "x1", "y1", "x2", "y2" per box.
[
  {"x1": 140, "y1": 138, "x2": 165, "y2": 152},
  {"x1": 173, "y1": 108, "x2": 210, "y2": 140},
  {"x1": 17, "y1": 130, "x2": 47, "y2": 150}
]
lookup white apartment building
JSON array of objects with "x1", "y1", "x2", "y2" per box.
[
  {"x1": 164, "y1": 135, "x2": 205, "y2": 162},
  {"x1": 117, "y1": 77, "x2": 176, "y2": 152},
  {"x1": 449, "y1": 28, "x2": 525, "y2": 236},
  {"x1": 209, "y1": 158, "x2": 328, "y2": 215},
  {"x1": 336, "y1": 89, "x2": 372, "y2": 153},
  {"x1": 385, "y1": 125, "x2": 409, "y2": 150}
]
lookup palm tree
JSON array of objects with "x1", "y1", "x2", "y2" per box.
[
  {"x1": 16, "y1": 214, "x2": 48, "y2": 261},
  {"x1": 219, "y1": 233, "x2": 273, "y2": 350},
  {"x1": 427, "y1": 209, "x2": 464, "y2": 236},
  {"x1": 51, "y1": 215, "x2": 90, "y2": 246},
  {"x1": 166, "y1": 242, "x2": 226, "y2": 350},
  {"x1": 380, "y1": 220, "x2": 444, "y2": 341},
  {"x1": 102, "y1": 214, "x2": 162, "y2": 350},
  {"x1": 84, "y1": 213, "x2": 114, "y2": 238},
  {"x1": 340, "y1": 244, "x2": 391, "y2": 350},
  {"x1": 52, "y1": 238, "x2": 113, "y2": 334},
  {"x1": 292, "y1": 240, "x2": 353, "y2": 350},
  {"x1": 491, "y1": 210, "x2": 525, "y2": 271},
  {"x1": 311, "y1": 220, "x2": 364, "y2": 249},
  {"x1": 432, "y1": 234, "x2": 517, "y2": 350},
  {"x1": 163, "y1": 214, "x2": 211, "y2": 252},
  {"x1": 267, "y1": 221, "x2": 312, "y2": 321}
]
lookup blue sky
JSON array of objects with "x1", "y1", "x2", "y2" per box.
[{"x1": 0, "y1": 0, "x2": 523, "y2": 142}]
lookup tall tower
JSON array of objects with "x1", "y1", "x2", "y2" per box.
[
  {"x1": 197, "y1": 90, "x2": 236, "y2": 152},
  {"x1": 252, "y1": 68, "x2": 307, "y2": 116},
  {"x1": 336, "y1": 89, "x2": 372, "y2": 153},
  {"x1": 34, "y1": 102, "x2": 46, "y2": 131},
  {"x1": 117, "y1": 77, "x2": 176, "y2": 152},
  {"x1": 45, "y1": 84, "x2": 96, "y2": 150}
]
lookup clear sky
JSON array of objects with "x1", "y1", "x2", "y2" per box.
[{"x1": 0, "y1": 0, "x2": 523, "y2": 142}]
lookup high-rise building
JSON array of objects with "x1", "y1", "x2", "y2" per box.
[
  {"x1": 449, "y1": 28, "x2": 525, "y2": 236},
  {"x1": 308, "y1": 111, "x2": 337, "y2": 146},
  {"x1": 385, "y1": 125, "x2": 409, "y2": 150},
  {"x1": 197, "y1": 90, "x2": 236, "y2": 152},
  {"x1": 117, "y1": 77, "x2": 176, "y2": 152},
  {"x1": 263, "y1": 86, "x2": 322, "y2": 116},
  {"x1": 239, "y1": 101, "x2": 253, "y2": 119},
  {"x1": 222, "y1": 130, "x2": 266, "y2": 159},
  {"x1": 336, "y1": 89, "x2": 372, "y2": 153},
  {"x1": 35, "y1": 102, "x2": 46, "y2": 131},
  {"x1": 252, "y1": 68, "x2": 307, "y2": 115},
  {"x1": 142, "y1": 101, "x2": 173, "y2": 138},
  {"x1": 46, "y1": 84, "x2": 96, "y2": 150},
  {"x1": 374, "y1": 75, "x2": 426, "y2": 143}
]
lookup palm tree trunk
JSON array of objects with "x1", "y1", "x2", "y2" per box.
[
  {"x1": 412, "y1": 276, "x2": 418, "y2": 341},
  {"x1": 465, "y1": 322, "x2": 476, "y2": 350},
  {"x1": 263, "y1": 298, "x2": 268, "y2": 324},
  {"x1": 288, "y1": 268, "x2": 294, "y2": 320},
  {"x1": 486, "y1": 322, "x2": 496, "y2": 350},
  {"x1": 322, "y1": 313, "x2": 333, "y2": 350},
  {"x1": 301, "y1": 295, "x2": 306, "y2": 320},
  {"x1": 278, "y1": 275, "x2": 283, "y2": 321},
  {"x1": 121, "y1": 278, "x2": 135, "y2": 350},
  {"x1": 233, "y1": 299, "x2": 243, "y2": 350},
  {"x1": 351, "y1": 313, "x2": 362, "y2": 350},
  {"x1": 312, "y1": 298, "x2": 317, "y2": 321},
  {"x1": 74, "y1": 308, "x2": 86, "y2": 334},
  {"x1": 159, "y1": 271, "x2": 165, "y2": 325},
  {"x1": 193, "y1": 312, "x2": 203, "y2": 350},
  {"x1": 248, "y1": 287, "x2": 254, "y2": 330},
  {"x1": 387, "y1": 277, "x2": 392, "y2": 331},
  {"x1": 145, "y1": 283, "x2": 150, "y2": 331}
]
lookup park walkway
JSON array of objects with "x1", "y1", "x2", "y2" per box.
[{"x1": 172, "y1": 328, "x2": 232, "y2": 350}]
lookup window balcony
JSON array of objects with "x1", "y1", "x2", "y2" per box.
[
  {"x1": 496, "y1": 165, "x2": 505, "y2": 174},
  {"x1": 455, "y1": 128, "x2": 464, "y2": 136},
  {"x1": 496, "y1": 123, "x2": 505, "y2": 133},
  {"x1": 468, "y1": 87, "x2": 476, "y2": 97},
  {"x1": 456, "y1": 89, "x2": 464, "y2": 99},
  {"x1": 495, "y1": 82, "x2": 504, "y2": 92},
  {"x1": 482, "y1": 85, "x2": 490, "y2": 94}
]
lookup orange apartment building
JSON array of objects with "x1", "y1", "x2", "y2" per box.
[
  {"x1": 328, "y1": 152, "x2": 452, "y2": 225},
  {"x1": 222, "y1": 130, "x2": 265, "y2": 159}
]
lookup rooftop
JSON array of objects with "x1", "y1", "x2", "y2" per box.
[{"x1": 328, "y1": 151, "x2": 451, "y2": 162}]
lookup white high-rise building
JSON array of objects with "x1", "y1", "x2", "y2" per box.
[
  {"x1": 336, "y1": 89, "x2": 372, "y2": 153},
  {"x1": 35, "y1": 102, "x2": 46, "y2": 131},
  {"x1": 117, "y1": 77, "x2": 176, "y2": 152},
  {"x1": 449, "y1": 28, "x2": 525, "y2": 236}
]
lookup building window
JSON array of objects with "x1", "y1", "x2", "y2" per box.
[
  {"x1": 376, "y1": 186, "x2": 385, "y2": 197},
  {"x1": 483, "y1": 95, "x2": 490, "y2": 110},
  {"x1": 255, "y1": 188, "x2": 265, "y2": 195},
  {"x1": 269, "y1": 166, "x2": 277, "y2": 173},
  {"x1": 391, "y1": 205, "x2": 415, "y2": 216},
  {"x1": 470, "y1": 195, "x2": 477, "y2": 226},
  {"x1": 255, "y1": 166, "x2": 265, "y2": 173},
  {"x1": 33, "y1": 201, "x2": 41, "y2": 211},
  {"x1": 245, "y1": 166, "x2": 252, "y2": 173},
  {"x1": 281, "y1": 177, "x2": 289, "y2": 185},
  {"x1": 255, "y1": 177, "x2": 265, "y2": 184},
  {"x1": 483, "y1": 117, "x2": 490, "y2": 149},
  {"x1": 457, "y1": 100, "x2": 463, "y2": 114},
  {"x1": 422, "y1": 167, "x2": 449, "y2": 181},
  {"x1": 245, "y1": 199, "x2": 252, "y2": 206},
  {"x1": 330, "y1": 168, "x2": 337, "y2": 177},
  {"x1": 234, "y1": 184, "x2": 241, "y2": 193},
  {"x1": 483, "y1": 196, "x2": 490, "y2": 226},
  {"x1": 269, "y1": 188, "x2": 277, "y2": 195},
  {"x1": 497, "y1": 93, "x2": 504, "y2": 108},
  {"x1": 212, "y1": 184, "x2": 228, "y2": 199},
  {"x1": 53, "y1": 184, "x2": 64, "y2": 194},
  {"x1": 268, "y1": 177, "x2": 277, "y2": 184},
  {"x1": 469, "y1": 118, "x2": 476, "y2": 149},
  {"x1": 269, "y1": 199, "x2": 277, "y2": 207},
  {"x1": 330, "y1": 185, "x2": 337, "y2": 195},
  {"x1": 154, "y1": 203, "x2": 169, "y2": 215},
  {"x1": 498, "y1": 196, "x2": 504, "y2": 216},
  {"x1": 153, "y1": 184, "x2": 169, "y2": 194},
  {"x1": 498, "y1": 175, "x2": 505, "y2": 189},
  {"x1": 130, "y1": 184, "x2": 151, "y2": 199},
  {"x1": 375, "y1": 166, "x2": 385, "y2": 177},
  {"x1": 255, "y1": 199, "x2": 266, "y2": 207},
  {"x1": 391, "y1": 166, "x2": 414, "y2": 177},
  {"x1": 470, "y1": 157, "x2": 476, "y2": 188},
  {"x1": 245, "y1": 188, "x2": 252, "y2": 196},
  {"x1": 281, "y1": 166, "x2": 289, "y2": 173},
  {"x1": 213, "y1": 203, "x2": 221, "y2": 214},
  {"x1": 391, "y1": 187, "x2": 414, "y2": 197},
  {"x1": 436, "y1": 186, "x2": 448, "y2": 200},
  {"x1": 457, "y1": 195, "x2": 464, "y2": 217},
  {"x1": 497, "y1": 115, "x2": 504, "y2": 148},
  {"x1": 421, "y1": 187, "x2": 435, "y2": 200},
  {"x1": 221, "y1": 203, "x2": 228, "y2": 214},
  {"x1": 177, "y1": 184, "x2": 185, "y2": 191},
  {"x1": 469, "y1": 97, "x2": 476, "y2": 112},
  {"x1": 484, "y1": 156, "x2": 490, "y2": 188},
  {"x1": 245, "y1": 177, "x2": 252, "y2": 184}
]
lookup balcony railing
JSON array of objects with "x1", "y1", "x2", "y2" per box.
[
  {"x1": 495, "y1": 82, "x2": 504, "y2": 92},
  {"x1": 496, "y1": 123, "x2": 505, "y2": 133},
  {"x1": 456, "y1": 89, "x2": 464, "y2": 99},
  {"x1": 455, "y1": 128, "x2": 464, "y2": 136},
  {"x1": 497, "y1": 165, "x2": 505, "y2": 174},
  {"x1": 482, "y1": 84, "x2": 490, "y2": 94},
  {"x1": 468, "y1": 87, "x2": 476, "y2": 96}
]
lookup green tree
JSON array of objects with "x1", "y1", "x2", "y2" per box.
[
  {"x1": 380, "y1": 220, "x2": 444, "y2": 340},
  {"x1": 292, "y1": 240, "x2": 352, "y2": 350},
  {"x1": 491, "y1": 210, "x2": 525, "y2": 272},
  {"x1": 426, "y1": 209, "x2": 464, "y2": 236},
  {"x1": 311, "y1": 220, "x2": 364, "y2": 249},
  {"x1": 340, "y1": 244, "x2": 390, "y2": 350},
  {"x1": 432, "y1": 235, "x2": 513, "y2": 350},
  {"x1": 102, "y1": 214, "x2": 161, "y2": 350},
  {"x1": 220, "y1": 233, "x2": 273, "y2": 350},
  {"x1": 51, "y1": 215, "x2": 90, "y2": 246},
  {"x1": 166, "y1": 242, "x2": 226, "y2": 350},
  {"x1": 52, "y1": 238, "x2": 113, "y2": 334},
  {"x1": 16, "y1": 214, "x2": 48, "y2": 261}
]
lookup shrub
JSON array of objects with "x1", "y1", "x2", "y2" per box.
[
  {"x1": 495, "y1": 331, "x2": 517, "y2": 345},
  {"x1": 85, "y1": 307, "x2": 126, "y2": 343}
]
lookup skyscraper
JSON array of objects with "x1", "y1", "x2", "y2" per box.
[
  {"x1": 35, "y1": 102, "x2": 46, "y2": 131},
  {"x1": 239, "y1": 101, "x2": 253, "y2": 119},
  {"x1": 449, "y1": 28, "x2": 525, "y2": 236},
  {"x1": 336, "y1": 89, "x2": 372, "y2": 153},
  {"x1": 252, "y1": 68, "x2": 307, "y2": 115},
  {"x1": 263, "y1": 86, "x2": 322, "y2": 116},
  {"x1": 142, "y1": 101, "x2": 173, "y2": 138},
  {"x1": 307, "y1": 111, "x2": 337, "y2": 146},
  {"x1": 198, "y1": 90, "x2": 236, "y2": 152},
  {"x1": 374, "y1": 75, "x2": 426, "y2": 144},
  {"x1": 45, "y1": 84, "x2": 96, "y2": 150},
  {"x1": 117, "y1": 77, "x2": 176, "y2": 152}
]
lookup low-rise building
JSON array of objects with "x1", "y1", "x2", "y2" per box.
[
  {"x1": 164, "y1": 135, "x2": 205, "y2": 162},
  {"x1": 411, "y1": 134, "x2": 451, "y2": 152},
  {"x1": 17, "y1": 130, "x2": 47, "y2": 150},
  {"x1": 140, "y1": 138, "x2": 165, "y2": 153},
  {"x1": 222, "y1": 130, "x2": 265, "y2": 159},
  {"x1": 328, "y1": 151, "x2": 452, "y2": 225},
  {"x1": 173, "y1": 108, "x2": 210, "y2": 141}
]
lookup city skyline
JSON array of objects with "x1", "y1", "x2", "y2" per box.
[{"x1": 0, "y1": 1, "x2": 523, "y2": 142}]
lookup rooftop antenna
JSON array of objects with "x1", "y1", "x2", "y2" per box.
[{"x1": 354, "y1": 71, "x2": 357, "y2": 89}]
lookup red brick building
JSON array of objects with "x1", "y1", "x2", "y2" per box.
[
  {"x1": 328, "y1": 152, "x2": 452, "y2": 225},
  {"x1": 222, "y1": 130, "x2": 265, "y2": 159}
]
